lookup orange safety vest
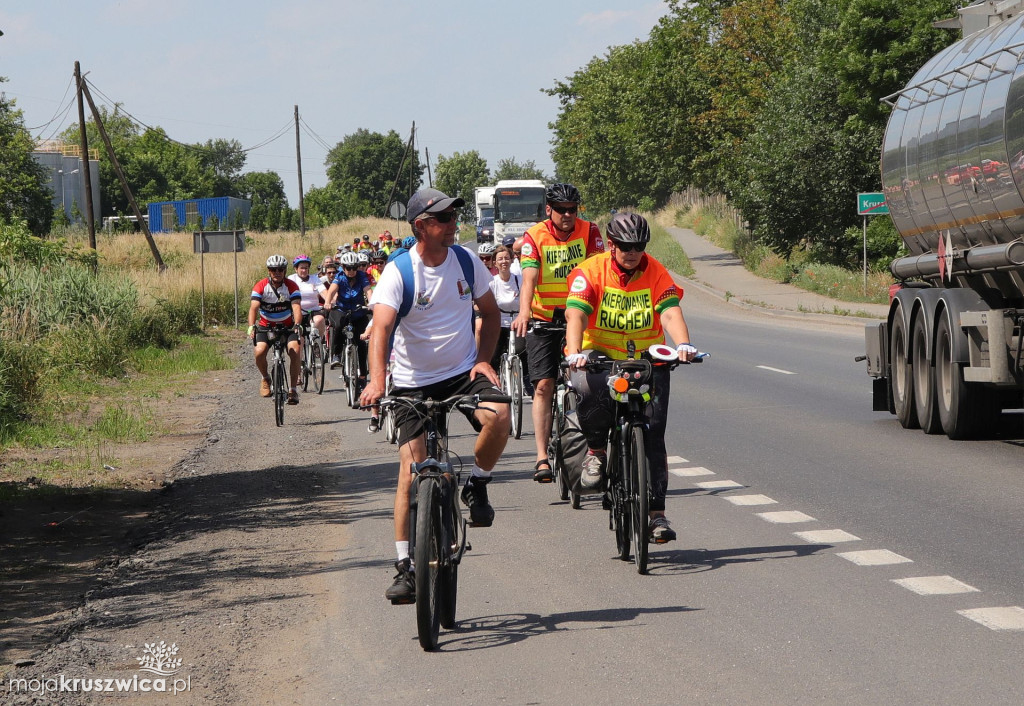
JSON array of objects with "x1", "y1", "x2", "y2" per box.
[
  {"x1": 565, "y1": 252, "x2": 681, "y2": 359},
  {"x1": 520, "y1": 219, "x2": 603, "y2": 321}
]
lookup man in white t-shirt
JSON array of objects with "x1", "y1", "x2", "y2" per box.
[
  {"x1": 359, "y1": 188, "x2": 510, "y2": 605},
  {"x1": 287, "y1": 254, "x2": 327, "y2": 341}
]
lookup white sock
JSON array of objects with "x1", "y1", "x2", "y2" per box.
[
  {"x1": 396, "y1": 541, "x2": 409, "y2": 562},
  {"x1": 471, "y1": 465, "x2": 492, "y2": 480}
]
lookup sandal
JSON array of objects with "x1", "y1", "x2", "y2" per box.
[{"x1": 533, "y1": 459, "x2": 554, "y2": 483}]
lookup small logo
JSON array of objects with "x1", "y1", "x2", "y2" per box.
[
  {"x1": 456, "y1": 278, "x2": 471, "y2": 299},
  {"x1": 415, "y1": 290, "x2": 432, "y2": 309},
  {"x1": 570, "y1": 275, "x2": 587, "y2": 293},
  {"x1": 136, "y1": 642, "x2": 183, "y2": 676},
  {"x1": 521, "y1": 243, "x2": 533, "y2": 258},
  {"x1": 595, "y1": 237, "x2": 604, "y2": 250}
]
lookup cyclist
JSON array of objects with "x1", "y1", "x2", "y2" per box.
[
  {"x1": 358, "y1": 234, "x2": 375, "y2": 252},
  {"x1": 248, "y1": 254, "x2": 304, "y2": 405},
  {"x1": 563, "y1": 212, "x2": 697, "y2": 543},
  {"x1": 287, "y1": 254, "x2": 328, "y2": 342},
  {"x1": 359, "y1": 188, "x2": 510, "y2": 604},
  {"x1": 487, "y1": 248, "x2": 523, "y2": 371},
  {"x1": 367, "y1": 249, "x2": 387, "y2": 285},
  {"x1": 325, "y1": 251, "x2": 373, "y2": 374},
  {"x1": 477, "y1": 242, "x2": 498, "y2": 275},
  {"x1": 510, "y1": 183, "x2": 604, "y2": 482},
  {"x1": 386, "y1": 235, "x2": 418, "y2": 263}
]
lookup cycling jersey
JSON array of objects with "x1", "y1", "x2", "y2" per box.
[
  {"x1": 331, "y1": 271, "x2": 372, "y2": 317},
  {"x1": 251, "y1": 277, "x2": 301, "y2": 327},
  {"x1": 565, "y1": 252, "x2": 681, "y2": 359},
  {"x1": 287, "y1": 272, "x2": 327, "y2": 312},
  {"x1": 520, "y1": 219, "x2": 603, "y2": 322}
]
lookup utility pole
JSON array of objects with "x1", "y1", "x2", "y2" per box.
[
  {"x1": 409, "y1": 121, "x2": 416, "y2": 199},
  {"x1": 294, "y1": 105, "x2": 305, "y2": 237},
  {"x1": 80, "y1": 76, "x2": 165, "y2": 271},
  {"x1": 74, "y1": 61, "x2": 97, "y2": 262},
  {"x1": 425, "y1": 146, "x2": 432, "y2": 188}
]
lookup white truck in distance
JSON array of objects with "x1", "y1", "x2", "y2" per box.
[
  {"x1": 491, "y1": 179, "x2": 546, "y2": 247},
  {"x1": 473, "y1": 186, "x2": 496, "y2": 223}
]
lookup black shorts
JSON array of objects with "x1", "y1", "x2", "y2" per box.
[
  {"x1": 391, "y1": 371, "x2": 501, "y2": 446},
  {"x1": 253, "y1": 327, "x2": 299, "y2": 346},
  {"x1": 526, "y1": 323, "x2": 565, "y2": 384}
]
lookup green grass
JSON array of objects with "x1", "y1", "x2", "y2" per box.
[
  {"x1": 128, "y1": 335, "x2": 232, "y2": 377},
  {"x1": 92, "y1": 403, "x2": 153, "y2": 443},
  {"x1": 649, "y1": 222, "x2": 694, "y2": 278}
]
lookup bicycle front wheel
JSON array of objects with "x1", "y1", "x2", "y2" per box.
[
  {"x1": 610, "y1": 445, "x2": 630, "y2": 561},
  {"x1": 627, "y1": 424, "x2": 650, "y2": 574},
  {"x1": 414, "y1": 478, "x2": 443, "y2": 650},
  {"x1": 510, "y1": 356, "x2": 524, "y2": 440},
  {"x1": 344, "y1": 344, "x2": 359, "y2": 409},
  {"x1": 273, "y1": 356, "x2": 286, "y2": 427},
  {"x1": 301, "y1": 338, "x2": 311, "y2": 392},
  {"x1": 312, "y1": 337, "x2": 326, "y2": 394},
  {"x1": 438, "y1": 486, "x2": 459, "y2": 629}
]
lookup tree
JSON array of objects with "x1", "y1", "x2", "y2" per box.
[
  {"x1": 198, "y1": 138, "x2": 246, "y2": 197},
  {"x1": 435, "y1": 151, "x2": 489, "y2": 222},
  {"x1": 324, "y1": 128, "x2": 422, "y2": 217},
  {"x1": 0, "y1": 80, "x2": 54, "y2": 236},
  {"x1": 492, "y1": 158, "x2": 548, "y2": 183},
  {"x1": 236, "y1": 171, "x2": 287, "y2": 206}
]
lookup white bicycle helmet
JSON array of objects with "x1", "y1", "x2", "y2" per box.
[
  {"x1": 478, "y1": 242, "x2": 497, "y2": 256},
  {"x1": 266, "y1": 254, "x2": 287, "y2": 269},
  {"x1": 357, "y1": 251, "x2": 370, "y2": 265},
  {"x1": 338, "y1": 251, "x2": 360, "y2": 267}
]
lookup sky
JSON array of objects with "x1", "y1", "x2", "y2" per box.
[{"x1": 1, "y1": 1, "x2": 669, "y2": 207}]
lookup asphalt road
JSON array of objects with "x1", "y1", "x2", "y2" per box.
[{"x1": 304, "y1": 286, "x2": 1024, "y2": 705}]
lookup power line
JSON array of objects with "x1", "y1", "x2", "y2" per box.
[{"x1": 25, "y1": 73, "x2": 76, "y2": 134}]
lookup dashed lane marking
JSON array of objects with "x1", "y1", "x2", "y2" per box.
[
  {"x1": 695, "y1": 480, "x2": 745, "y2": 490},
  {"x1": 724, "y1": 494, "x2": 778, "y2": 506},
  {"x1": 669, "y1": 466, "x2": 715, "y2": 477},
  {"x1": 893, "y1": 576, "x2": 980, "y2": 596},
  {"x1": 837, "y1": 549, "x2": 913, "y2": 566},
  {"x1": 794, "y1": 529, "x2": 860, "y2": 543},
  {"x1": 666, "y1": 455, "x2": 688, "y2": 464},
  {"x1": 757, "y1": 365, "x2": 795, "y2": 375},
  {"x1": 957, "y1": 607, "x2": 1024, "y2": 631},
  {"x1": 756, "y1": 510, "x2": 817, "y2": 524}
]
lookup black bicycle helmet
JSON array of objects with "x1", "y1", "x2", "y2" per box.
[
  {"x1": 545, "y1": 182, "x2": 582, "y2": 204},
  {"x1": 605, "y1": 212, "x2": 651, "y2": 245}
]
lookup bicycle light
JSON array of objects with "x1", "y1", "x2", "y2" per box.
[{"x1": 612, "y1": 376, "x2": 630, "y2": 394}]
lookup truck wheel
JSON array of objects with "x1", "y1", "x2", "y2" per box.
[
  {"x1": 935, "y1": 315, "x2": 1001, "y2": 439},
  {"x1": 890, "y1": 313, "x2": 919, "y2": 429},
  {"x1": 912, "y1": 314, "x2": 942, "y2": 434}
]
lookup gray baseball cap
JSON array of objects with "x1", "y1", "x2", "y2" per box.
[{"x1": 406, "y1": 188, "x2": 465, "y2": 223}]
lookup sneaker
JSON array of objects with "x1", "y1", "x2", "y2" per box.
[
  {"x1": 649, "y1": 516, "x2": 677, "y2": 544},
  {"x1": 580, "y1": 451, "x2": 606, "y2": 489},
  {"x1": 461, "y1": 476, "x2": 495, "y2": 527},
  {"x1": 384, "y1": 559, "x2": 415, "y2": 604},
  {"x1": 287, "y1": 390, "x2": 299, "y2": 405},
  {"x1": 368, "y1": 416, "x2": 380, "y2": 433},
  {"x1": 259, "y1": 378, "x2": 272, "y2": 398},
  {"x1": 329, "y1": 356, "x2": 341, "y2": 370},
  {"x1": 533, "y1": 460, "x2": 553, "y2": 483}
]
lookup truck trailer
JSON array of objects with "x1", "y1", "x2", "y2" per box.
[{"x1": 865, "y1": 3, "x2": 1024, "y2": 439}]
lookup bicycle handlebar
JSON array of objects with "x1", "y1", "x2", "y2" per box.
[
  {"x1": 561, "y1": 350, "x2": 709, "y2": 372},
  {"x1": 361, "y1": 391, "x2": 512, "y2": 414}
]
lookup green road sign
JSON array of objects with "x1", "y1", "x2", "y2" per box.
[{"x1": 857, "y1": 192, "x2": 889, "y2": 216}]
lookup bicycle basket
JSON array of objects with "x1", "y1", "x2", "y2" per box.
[{"x1": 607, "y1": 359, "x2": 653, "y2": 403}]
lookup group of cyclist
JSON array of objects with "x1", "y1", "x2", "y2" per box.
[{"x1": 249, "y1": 181, "x2": 698, "y2": 602}]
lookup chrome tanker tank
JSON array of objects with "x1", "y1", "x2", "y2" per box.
[{"x1": 881, "y1": 14, "x2": 1024, "y2": 296}]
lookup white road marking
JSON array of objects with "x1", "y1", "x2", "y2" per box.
[
  {"x1": 666, "y1": 455, "x2": 688, "y2": 464},
  {"x1": 957, "y1": 607, "x2": 1024, "y2": 631},
  {"x1": 794, "y1": 529, "x2": 860, "y2": 543},
  {"x1": 837, "y1": 549, "x2": 913, "y2": 566},
  {"x1": 669, "y1": 466, "x2": 714, "y2": 477},
  {"x1": 756, "y1": 510, "x2": 816, "y2": 524},
  {"x1": 695, "y1": 480, "x2": 744, "y2": 490},
  {"x1": 724, "y1": 494, "x2": 778, "y2": 506},
  {"x1": 893, "y1": 576, "x2": 979, "y2": 596},
  {"x1": 757, "y1": 365, "x2": 795, "y2": 375}
]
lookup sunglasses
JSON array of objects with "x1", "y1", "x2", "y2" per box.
[
  {"x1": 342, "y1": 266, "x2": 357, "y2": 271},
  {"x1": 613, "y1": 241, "x2": 646, "y2": 253},
  {"x1": 550, "y1": 205, "x2": 578, "y2": 215},
  {"x1": 268, "y1": 267, "x2": 286, "y2": 273},
  {"x1": 423, "y1": 210, "x2": 458, "y2": 223}
]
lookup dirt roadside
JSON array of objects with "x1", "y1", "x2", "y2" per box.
[{"x1": 0, "y1": 337, "x2": 374, "y2": 704}]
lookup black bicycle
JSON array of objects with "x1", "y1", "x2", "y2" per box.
[
  {"x1": 337, "y1": 308, "x2": 368, "y2": 409},
  {"x1": 499, "y1": 330, "x2": 525, "y2": 439},
  {"x1": 532, "y1": 320, "x2": 581, "y2": 507},
  {"x1": 256, "y1": 324, "x2": 291, "y2": 427},
  {"x1": 374, "y1": 390, "x2": 509, "y2": 651},
  {"x1": 300, "y1": 312, "x2": 326, "y2": 395},
  {"x1": 581, "y1": 343, "x2": 706, "y2": 573}
]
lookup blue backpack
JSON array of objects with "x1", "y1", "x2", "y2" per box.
[{"x1": 389, "y1": 244, "x2": 477, "y2": 346}]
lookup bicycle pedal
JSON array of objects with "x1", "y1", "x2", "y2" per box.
[
  {"x1": 465, "y1": 541, "x2": 472, "y2": 552},
  {"x1": 534, "y1": 477, "x2": 554, "y2": 484},
  {"x1": 389, "y1": 597, "x2": 415, "y2": 606}
]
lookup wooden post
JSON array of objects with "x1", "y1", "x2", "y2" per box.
[
  {"x1": 74, "y1": 62, "x2": 97, "y2": 264},
  {"x1": 294, "y1": 105, "x2": 305, "y2": 238},
  {"x1": 80, "y1": 79, "x2": 165, "y2": 271}
]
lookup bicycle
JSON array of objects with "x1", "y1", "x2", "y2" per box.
[
  {"x1": 373, "y1": 390, "x2": 510, "y2": 651},
  {"x1": 532, "y1": 320, "x2": 581, "y2": 508},
  {"x1": 299, "y1": 312, "x2": 327, "y2": 395},
  {"x1": 334, "y1": 307, "x2": 368, "y2": 409},
  {"x1": 256, "y1": 324, "x2": 291, "y2": 427},
  {"x1": 498, "y1": 330, "x2": 524, "y2": 439},
  {"x1": 578, "y1": 342, "x2": 707, "y2": 574}
]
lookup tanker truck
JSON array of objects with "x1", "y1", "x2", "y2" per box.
[{"x1": 865, "y1": 3, "x2": 1024, "y2": 439}]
